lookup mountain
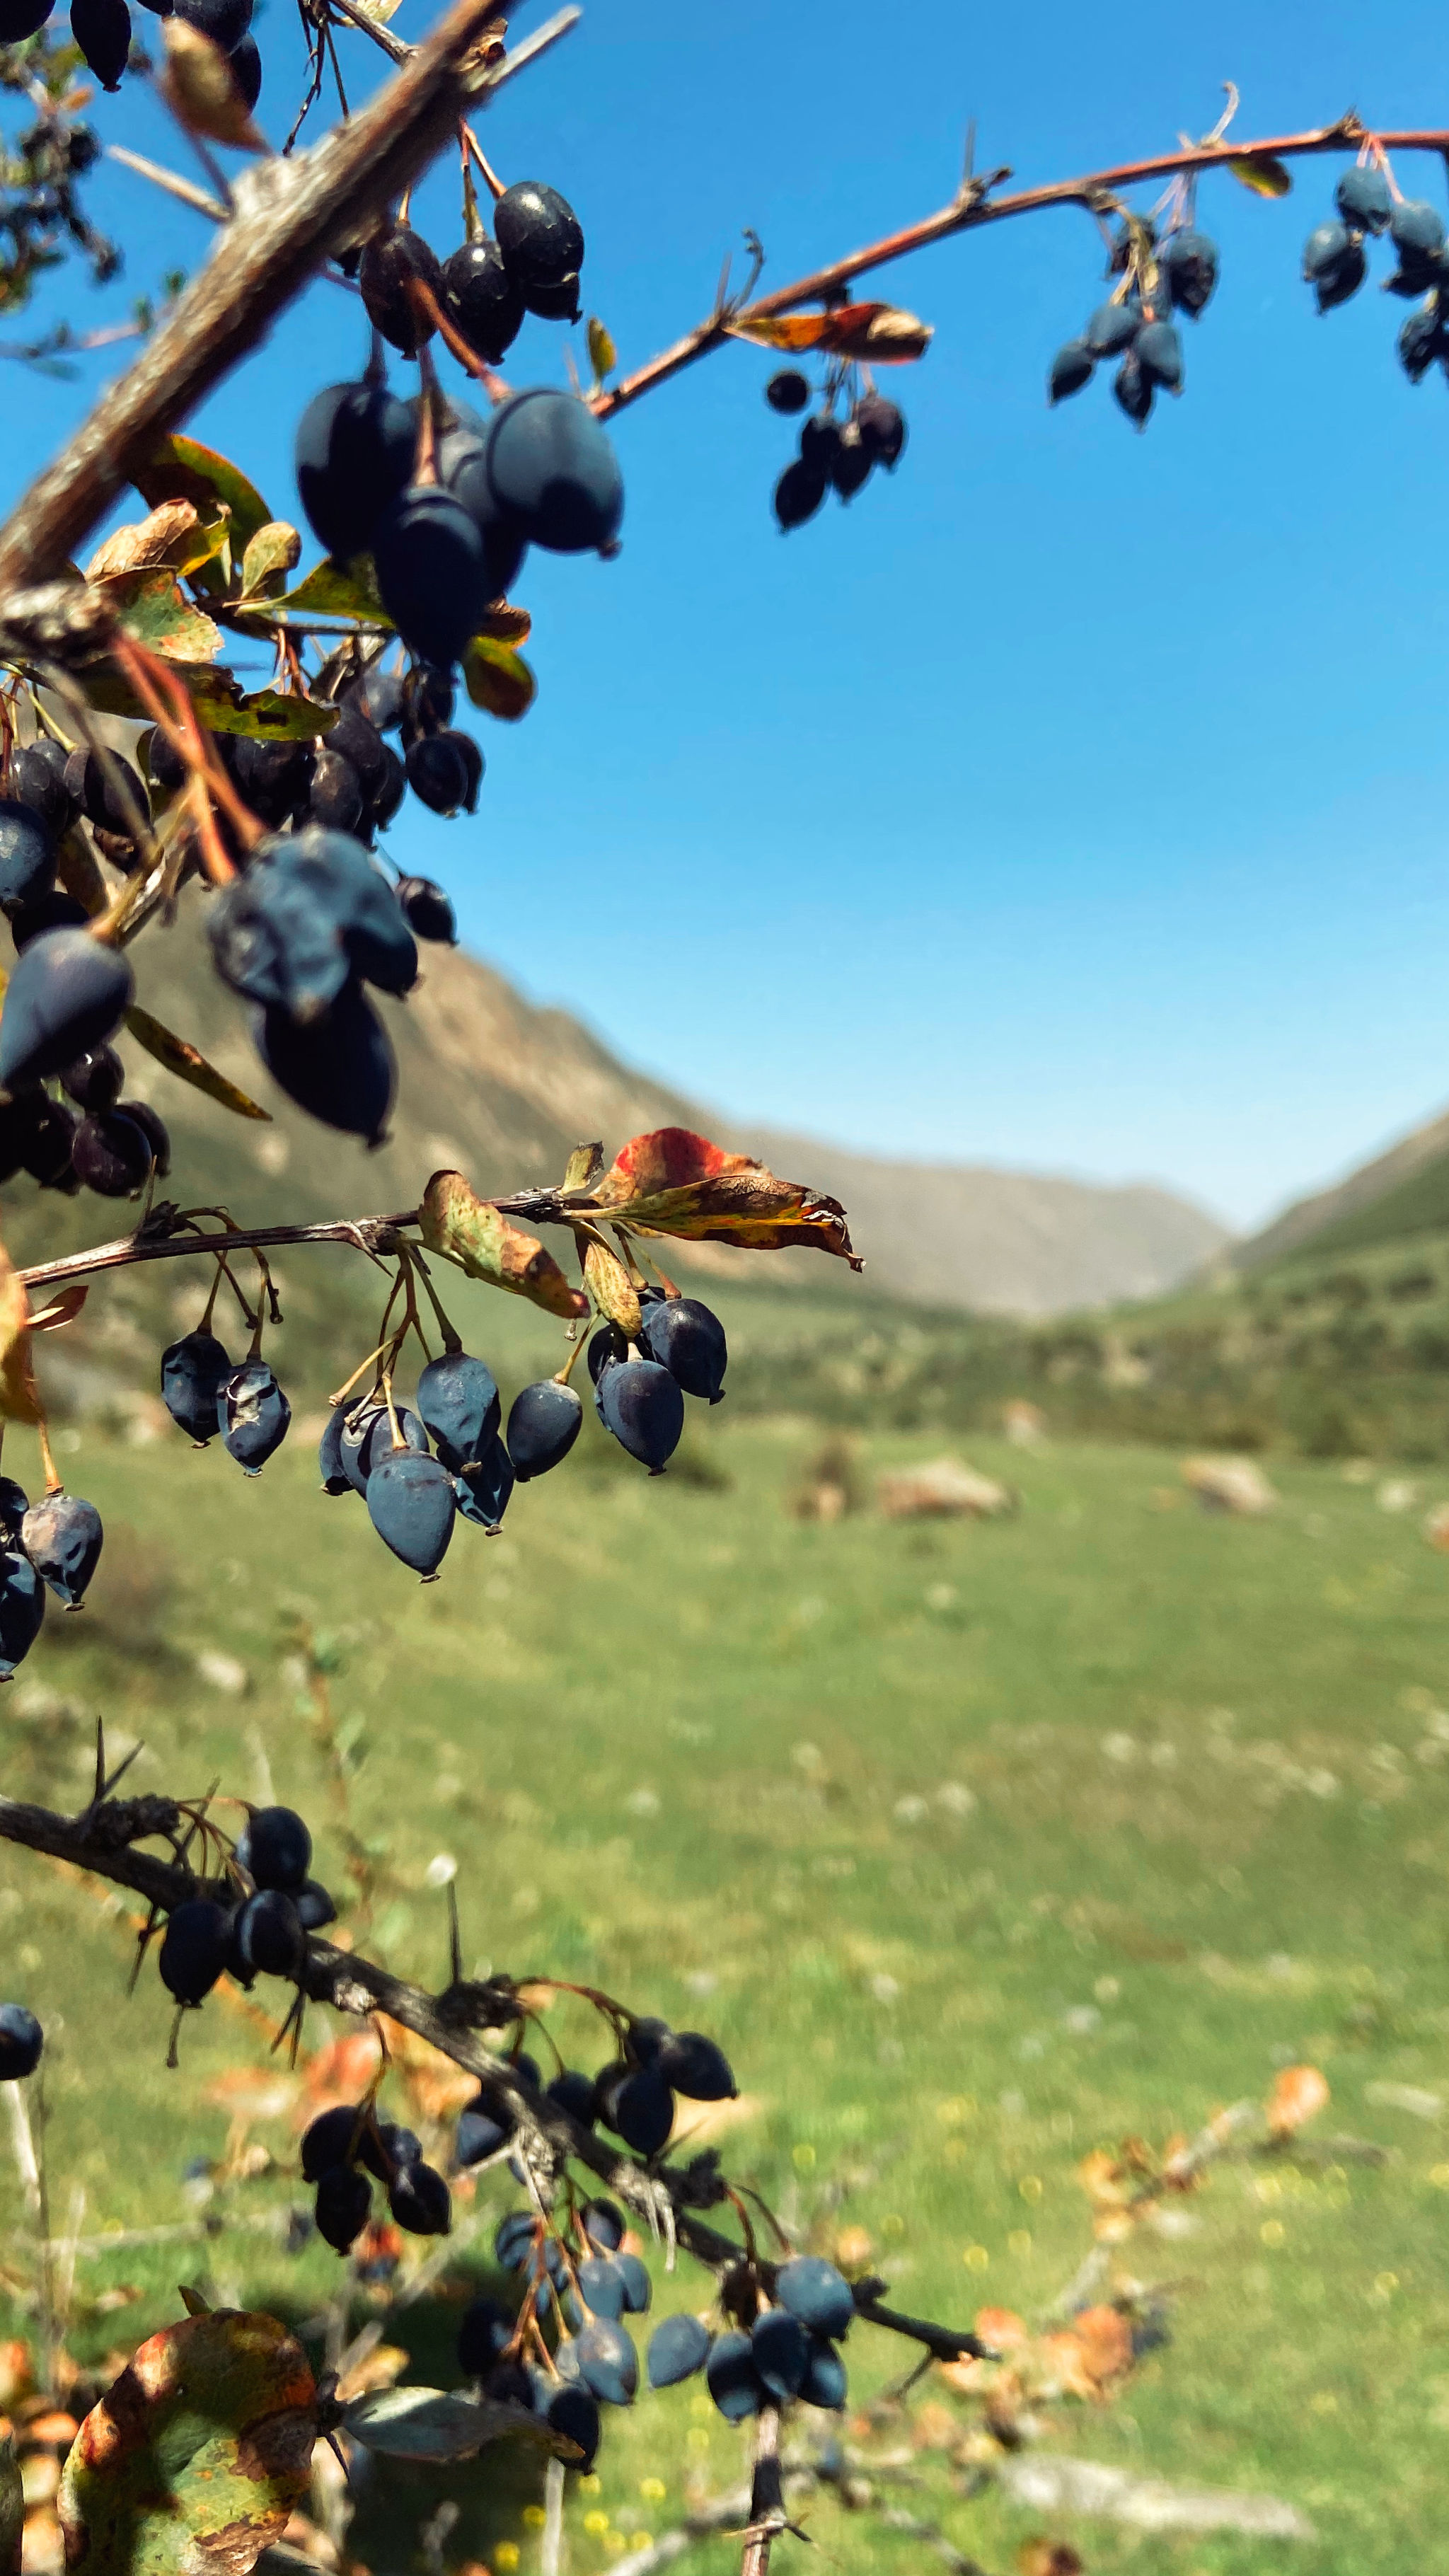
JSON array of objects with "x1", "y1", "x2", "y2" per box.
[
  {"x1": 3, "y1": 900, "x2": 1228, "y2": 1321},
  {"x1": 1232, "y1": 1105, "x2": 1449, "y2": 1272}
]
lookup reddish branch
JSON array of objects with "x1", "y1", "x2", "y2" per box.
[{"x1": 596, "y1": 109, "x2": 1449, "y2": 418}]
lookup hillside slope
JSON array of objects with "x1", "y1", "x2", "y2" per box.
[
  {"x1": 31, "y1": 896, "x2": 1224, "y2": 1317},
  {"x1": 1234, "y1": 1104, "x2": 1449, "y2": 1272}
]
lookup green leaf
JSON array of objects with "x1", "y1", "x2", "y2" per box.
[
  {"x1": 1226, "y1": 154, "x2": 1292, "y2": 198},
  {"x1": 212, "y1": 688, "x2": 340, "y2": 741},
  {"x1": 124, "y1": 1005, "x2": 272, "y2": 1120},
  {"x1": 57, "y1": 2309, "x2": 317, "y2": 2576},
  {"x1": 587, "y1": 315, "x2": 617, "y2": 382},
  {"x1": 463, "y1": 635, "x2": 536, "y2": 722},
  {"x1": 339, "y1": 2388, "x2": 567, "y2": 2462},
  {"x1": 239, "y1": 521, "x2": 303, "y2": 599},
  {"x1": 421, "y1": 1169, "x2": 587, "y2": 1319},
  {"x1": 134, "y1": 436, "x2": 272, "y2": 553},
  {"x1": 271, "y1": 557, "x2": 391, "y2": 623},
  {"x1": 108, "y1": 568, "x2": 223, "y2": 664}
]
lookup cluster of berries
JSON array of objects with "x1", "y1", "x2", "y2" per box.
[
  {"x1": 1301, "y1": 166, "x2": 1449, "y2": 386},
  {"x1": 301, "y1": 2096, "x2": 451, "y2": 2253},
  {"x1": 768, "y1": 373, "x2": 907, "y2": 531},
  {"x1": 587, "y1": 1293, "x2": 728, "y2": 1476},
  {"x1": 653, "y1": 2254, "x2": 854, "y2": 2420},
  {"x1": 456, "y1": 2015, "x2": 737, "y2": 2170},
  {"x1": 0, "y1": 1469, "x2": 104, "y2": 1680},
  {"x1": 0, "y1": 0, "x2": 262, "y2": 108},
  {"x1": 297, "y1": 369, "x2": 622, "y2": 674},
  {"x1": 360, "y1": 181, "x2": 586, "y2": 359},
  {"x1": 1049, "y1": 221, "x2": 1218, "y2": 427},
  {"x1": 157, "y1": 1803, "x2": 337, "y2": 2011}
]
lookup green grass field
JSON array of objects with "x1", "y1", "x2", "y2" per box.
[{"x1": 2, "y1": 1406, "x2": 1448, "y2": 2576}]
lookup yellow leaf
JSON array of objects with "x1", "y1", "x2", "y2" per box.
[
  {"x1": 420, "y1": 1172, "x2": 587, "y2": 1319},
  {"x1": 579, "y1": 1232, "x2": 640, "y2": 1337},
  {"x1": 28, "y1": 1286, "x2": 88, "y2": 1336},
  {"x1": 587, "y1": 316, "x2": 617, "y2": 383},
  {"x1": 581, "y1": 1126, "x2": 862, "y2": 1268},
  {"x1": 239, "y1": 521, "x2": 303, "y2": 599},
  {"x1": 463, "y1": 636, "x2": 536, "y2": 722},
  {"x1": 125, "y1": 1005, "x2": 271, "y2": 1120},
  {"x1": 1226, "y1": 154, "x2": 1292, "y2": 198},
  {"x1": 159, "y1": 17, "x2": 268, "y2": 149}
]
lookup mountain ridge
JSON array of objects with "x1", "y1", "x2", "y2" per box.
[{"x1": 8, "y1": 897, "x2": 1229, "y2": 1319}]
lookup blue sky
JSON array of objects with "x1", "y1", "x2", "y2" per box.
[{"x1": 6, "y1": 0, "x2": 1449, "y2": 1228}]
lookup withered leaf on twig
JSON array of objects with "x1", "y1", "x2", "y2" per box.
[
  {"x1": 421, "y1": 1171, "x2": 588, "y2": 1318},
  {"x1": 581, "y1": 1126, "x2": 862, "y2": 1268}
]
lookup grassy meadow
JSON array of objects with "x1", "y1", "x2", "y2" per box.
[{"x1": 0, "y1": 1394, "x2": 1447, "y2": 2576}]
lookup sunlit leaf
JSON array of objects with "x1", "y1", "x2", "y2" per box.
[
  {"x1": 124, "y1": 1005, "x2": 271, "y2": 1121},
  {"x1": 86, "y1": 502, "x2": 228, "y2": 584},
  {"x1": 582, "y1": 1126, "x2": 862, "y2": 1267},
  {"x1": 340, "y1": 2386, "x2": 567, "y2": 2461},
  {"x1": 215, "y1": 689, "x2": 339, "y2": 742},
  {"x1": 239, "y1": 522, "x2": 303, "y2": 599},
  {"x1": 1225, "y1": 154, "x2": 1292, "y2": 197},
  {"x1": 474, "y1": 601, "x2": 531, "y2": 645},
  {"x1": 463, "y1": 635, "x2": 536, "y2": 722},
  {"x1": 27, "y1": 1285, "x2": 88, "y2": 1335},
  {"x1": 729, "y1": 302, "x2": 933, "y2": 362},
  {"x1": 587, "y1": 316, "x2": 617, "y2": 382},
  {"x1": 159, "y1": 18, "x2": 267, "y2": 150},
  {"x1": 271, "y1": 558, "x2": 389, "y2": 623},
  {"x1": 420, "y1": 1172, "x2": 587, "y2": 1319},
  {"x1": 579, "y1": 1232, "x2": 640, "y2": 1336},
  {"x1": 562, "y1": 1142, "x2": 604, "y2": 1192},
  {"x1": 107, "y1": 568, "x2": 223, "y2": 664},
  {"x1": 59, "y1": 2310, "x2": 315, "y2": 2576},
  {"x1": 134, "y1": 437, "x2": 272, "y2": 555}
]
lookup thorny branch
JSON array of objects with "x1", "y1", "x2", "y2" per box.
[
  {"x1": 594, "y1": 110, "x2": 1449, "y2": 419},
  {"x1": 0, "y1": 1784, "x2": 988, "y2": 2367}
]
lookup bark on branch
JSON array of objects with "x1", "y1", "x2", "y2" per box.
[{"x1": 0, "y1": 0, "x2": 579, "y2": 596}]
